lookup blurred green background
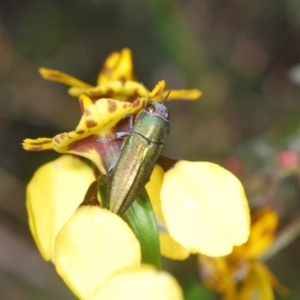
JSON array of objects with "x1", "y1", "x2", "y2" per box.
[{"x1": 1, "y1": 0, "x2": 300, "y2": 299}]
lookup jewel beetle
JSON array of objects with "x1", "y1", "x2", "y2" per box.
[{"x1": 106, "y1": 100, "x2": 170, "y2": 215}]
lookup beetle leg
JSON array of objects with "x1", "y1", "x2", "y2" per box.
[
  {"x1": 107, "y1": 160, "x2": 117, "y2": 175},
  {"x1": 98, "y1": 113, "x2": 135, "y2": 143},
  {"x1": 123, "y1": 113, "x2": 134, "y2": 130},
  {"x1": 97, "y1": 131, "x2": 130, "y2": 143}
]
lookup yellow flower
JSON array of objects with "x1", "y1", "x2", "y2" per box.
[
  {"x1": 198, "y1": 208, "x2": 290, "y2": 300},
  {"x1": 24, "y1": 97, "x2": 250, "y2": 257},
  {"x1": 39, "y1": 48, "x2": 201, "y2": 103},
  {"x1": 24, "y1": 49, "x2": 250, "y2": 256},
  {"x1": 24, "y1": 48, "x2": 251, "y2": 298},
  {"x1": 24, "y1": 49, "x2": 201, "y2": 175}
]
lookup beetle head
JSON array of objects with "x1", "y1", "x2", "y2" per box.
[{"x1": 145, "y1": 102, "x2": 170, "y2": 120}]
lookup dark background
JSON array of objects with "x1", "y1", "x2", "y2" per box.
[{"x1": 1, "y1": 0, "x2": 300, "y2": 299}]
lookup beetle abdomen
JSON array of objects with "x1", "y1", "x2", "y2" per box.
[{"x1": 108, "y1": 133, "x2": 163, "y2": 215}]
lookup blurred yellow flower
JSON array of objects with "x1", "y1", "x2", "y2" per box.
[{"x1": 198, "y1": 208, "x2": 289, "y2": 300}]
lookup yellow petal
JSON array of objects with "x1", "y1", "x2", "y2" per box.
[
  {"x1": 146, "y1": 165, "x2": 165, "y2": 222},
  {"x1": 54, "y1": 205, "x2": 141, "y2": 300},
  {"x1": 159, "y1": 233, "x2": 190, "y2": 260},
  {"x1": 236, "y1": 261, "x2": 274, "y2": 300},
  {"x1": 26, "y1": 155, "x2": 95, "y2": 260},
  {"x1": 22, "y1": 137, "x2": 53, "y2": 151},
  {"x1": 155, "y1": 89, "x2": 202, "y2": 102},
  {"x1": 232, "y1": 208, "x2": 278, "y2": 260},
  {"x1": 90, "y1": 266, "x2": 184, "y2": 300},
  {"x1": 39, "y1": 68, "x2": 92, "y2": 88},
  {"x1": 146, "y1": 165, "x2": 190, "y2": 260},
  {"x1": 161, "y1": 161, "x2": 250, "y2": 256},
  {"x1": 68, "y1": 81, "x2": 144, "y2": 98},
  {"x1": 98, "y1": 51, "x2": 121, "y2": 85},
  {"x1": 68, "y1": 80, "x2": 165, "y2": 102},
  {"x1": 79, "y1": 94, "x2": 94, "y2": 111},
  {"x1": 150, "y1": 80, "x2": 165, "y2": 99},
  {"x1": 97, "y1": 48, "x2": 134, "y2": 85}
]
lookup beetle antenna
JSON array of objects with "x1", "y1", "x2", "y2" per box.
[
  {"x1": 140, "y1": 83, "x2": 171, "y2": 105},
  {"x1": 163, "y1": 90, "x2": 171, "y2": 104}
]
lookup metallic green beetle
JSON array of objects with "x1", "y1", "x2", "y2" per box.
[{"x1": 106, "y1": 101, "x2": 170, "y2": 215}]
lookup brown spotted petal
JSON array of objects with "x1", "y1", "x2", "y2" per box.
[
  {"x1": 97, "y1": 48, "x2": 134, "y2": 85},
  {"x1": 68, "y1": 80, "x2": 166, "y2": 102},
  {"x1": 51, "y1": 96, "x2": 147, "y2": 174},
  {"x1": 39, "y1": 68, "x2": 92, "y2": 88},
  {"x1": 23, "y1": 137, "x2": 54, "y2": 151}
]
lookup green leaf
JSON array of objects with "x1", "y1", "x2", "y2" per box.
[{"x1": 123, "y1": 189, "x2": 162, "y2": 270}]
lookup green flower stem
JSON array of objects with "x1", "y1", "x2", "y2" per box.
[{"x1": 123, "y1": 189, "x2": 162, "y2": 270}]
